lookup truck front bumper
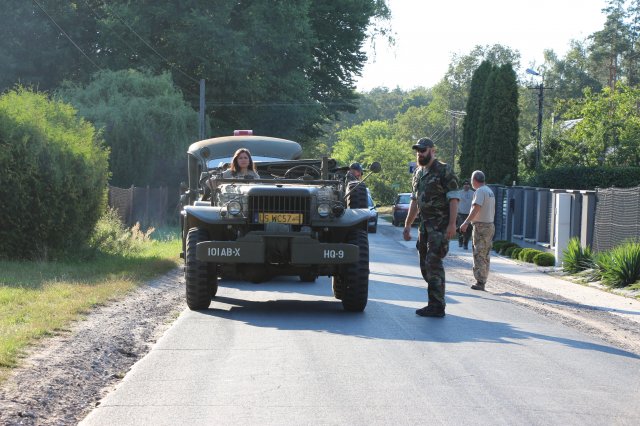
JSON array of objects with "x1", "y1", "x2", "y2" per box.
[{"x1": 196, "y1": 234, "x2": 358, "y2": 264}]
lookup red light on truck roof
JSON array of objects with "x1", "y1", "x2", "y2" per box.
[{"x1": 233, "y1": 130, "x2": 253, "y2": 136}]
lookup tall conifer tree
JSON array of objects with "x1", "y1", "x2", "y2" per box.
[
  {"x1": 477, "y1": 64, "x2": 519, "y2": 184},
  {"x1": 460, "y1": 61, "x2": 493, "y2": 179}
]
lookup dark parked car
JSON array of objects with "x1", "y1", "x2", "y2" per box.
[
  {"x1": 391, "y1": 193, "x2": 412, "y2": 226},
  {"x1": 367, "y1": 189, "x2": 379, "y2": 233}
]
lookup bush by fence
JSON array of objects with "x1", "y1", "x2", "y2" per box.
[
  {"x1": 526, "y1": 166, "x2": 640, "y2": 190},
  {"x1": 0, "y1": 88, "x2": 109, "y2": 260}
]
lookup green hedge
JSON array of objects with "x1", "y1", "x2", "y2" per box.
[
  {"x1": 510, "y1": 247, "x2": 523, "y2": 259},
  {"x1": 493, "y1": 240, "x2": 510, "y2": 252},
  {"x1": 526, "y1": 166, "x2": 640, "y2": 190},
  {"x1": 533, "y1": 252, "x2": 555, "y2": 267},
  {"x1": 0, "y1": 88, "x2": 109, "y2": 260}
]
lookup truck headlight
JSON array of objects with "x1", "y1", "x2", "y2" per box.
[
  {"x1": 317, "y1": 203, "x2": 331, "y2": 217},
  {"x1": 227, "y1": 201, "x2": 242, "y2": 216}
]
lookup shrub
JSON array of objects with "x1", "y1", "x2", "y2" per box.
[
  {"x1": 88, "y1": 208, "x2": 155, "y2": 256},
  {"x1": 510, "y1": 247, "x2": 523, "y2": 259},
  {"x1": 0, "y1": 88, "x2": 109, "y2": 260},
  {"x1": 504, "y1": 245, "x2": 520, "y2": 257},
  {"x1": 562, "y1": 237, "x2": 593, "y2": 273},
  {"x1": 518, "y1": 248, "x2": 542, "y2": 263},
  {"x1": 58, "y1": 70, "x2": 200, "y2": 187},
  {"x1": 517, "y1": 248, "x2": 535, "y2": 262},
  {"x1": 493, "y1": 240, "x2": 509, "y2": 252},
  {"x1": 595, "y1": 241, "x2": 640, "y2": 288},
  {"x1": 525, "y1": 166, "x2": 640, "y2": 190},
  {"x1": 523, "y1": 249, "x2": 543, "y2": 263},
  {"x1": 499, "y1": 243, "x2": 517, "y2": 255},
  {"x1": 534, "y1": 252, "x2": 555, "y2": 266}
]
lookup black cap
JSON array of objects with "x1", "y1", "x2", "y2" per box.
[
  {"x1": 349, "y1": 162, "x2": 363, "y2": 172},
  {"x1": 463, "y1": 179, "x2": 470, "y2": 185},
  {"x1": 412, "y1": 137, "x2": 435, "y2": 150}
]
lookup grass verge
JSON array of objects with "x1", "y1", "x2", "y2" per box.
[{"x1": 0, "y1": 238, "x2": 181, "y2": 383}]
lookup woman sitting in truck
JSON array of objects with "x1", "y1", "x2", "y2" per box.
[{"x1": 222, "y1": 148, "x2": 260, "y2": 178}]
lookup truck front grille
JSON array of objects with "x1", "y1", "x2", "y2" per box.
[{"x1": 249, "y1": 195, "x2": 311, "y2": 225}]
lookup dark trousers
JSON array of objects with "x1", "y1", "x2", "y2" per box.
[
  {"x1": 457, "y1": 213, "x2": 472, "y2": 248},
  {"x1": 417, "y1": 229, "x2": 449, "y2": 308}
]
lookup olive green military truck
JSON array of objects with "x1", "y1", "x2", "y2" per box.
[{"x1": 180, "y1": 131, "x2": 381, "y2": 312}]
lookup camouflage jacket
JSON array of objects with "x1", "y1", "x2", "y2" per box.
[{"x1": 411, "y1": 159, "x2": 460, "y2": 231}]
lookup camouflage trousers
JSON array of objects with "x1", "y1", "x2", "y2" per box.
[
  {"x1": 472, "y1": 222, "x2": 495, "y2": 285},
  {"x1": 417, "y1": 228, "x2": 449, "y2": 308}
]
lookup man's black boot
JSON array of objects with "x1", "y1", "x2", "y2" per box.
[{"x1": 415, "y1": 305, "x2": 445, "y2": 317}]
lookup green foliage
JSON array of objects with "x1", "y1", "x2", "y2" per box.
[
  {"x1": 0, "y1": 1, "x2": 391, "y2": 145},
  {"x1": 461, "y1": 61, "x2": 493, "y2": 178},
  {"x1": 510, "y1": 247, "x2": 523, "y2": 259},
  {"x1": 492, "y1": 240, "x2": 510, "y2": 251},
  {"x1": 562, "y1": 237, "x2": 594, "y2": 273},
  {"x1": 518, "y1": 248, "x2": 540, "y2": 263},
  {"x1": 504, "y1": 245, "x2": 519, "y2": 257},
  {"x1": 461, "y1": 61, "x2": 519, "y2": 184},
  {"x1": 89, "y1": 208, "x2": 155, "y2": 256},
  {"x1": 478, "y1": 63, "x2": 519, "y2": 184},
  {"x1": 533, "y1": 252, "x2": 555, "y2": 267},
  {"x1": 332, "y1": 120, "x2": 412, "y2": 204},
  {"x1": 552, "y1": 84, "x2": 640, "y2": 168},
  {"x1": 525, "y1": 166, "x2": 640, "y2": 189},
  {"x1": 0, "y1": 88, "x2": 109, "y2": 260},
  {"x1": 57, "y1": 70, "x2": 199, "y2": 187},
  {"x1": 595, "y1": 241, "x2": 640, "y2": 288},
  {"x1": 500, "y1": 242, "x2": 519, "y2": 255}
]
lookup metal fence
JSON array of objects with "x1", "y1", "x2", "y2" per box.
[
  {"x1": 490, "y1": 183, "x2": 640, "y2": 256},
  {"x1": 108, "y1": 185, "x2": 179, "y2": 228},
  {"x1": 593, "y1": 186, "x2": 640, "y2": 252}
]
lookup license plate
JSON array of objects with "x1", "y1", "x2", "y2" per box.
[{"x1": 258, "y1": 213, "x2": 303, "y2": 224}]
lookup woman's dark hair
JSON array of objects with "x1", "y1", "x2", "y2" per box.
[{"x1": 230, "y1": 148, "x2": 256, "y2": 174}]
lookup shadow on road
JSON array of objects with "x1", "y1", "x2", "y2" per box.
[{"x1": 196, "y1": 288, "x2": 639, "y2": 360}]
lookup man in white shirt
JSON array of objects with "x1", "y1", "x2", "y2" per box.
[{"x1": 460, "y1": 170, "x2": 495, "y2": 291}]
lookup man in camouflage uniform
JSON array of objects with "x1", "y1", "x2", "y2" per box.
[
  {"x1": 403, "y1": 138, "x2": 459, "y2": 317},
  {"x1": 460, "y1": 170, "x2": 496, "y2": 291}
]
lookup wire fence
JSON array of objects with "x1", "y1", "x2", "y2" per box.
[
  {"x1": 108, "y1": 185, "x2": 180, "y2": 229},
  {"x1": 593, "y1": 185, "x2": 640, "y2": 252}
]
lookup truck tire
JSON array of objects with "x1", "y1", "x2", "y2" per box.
[
  {"x1": 346, "y1": 181, "x2": 368, "y2": 209},
  {"x1": 332, "y1": 275, "x2": 344, "y2": 300},
  {"x1": 340, "y1": 228, "x2": 369, "y2": 312},
  {"x1": 185, "y1": 227, "x2": 218, "y2": 310}
]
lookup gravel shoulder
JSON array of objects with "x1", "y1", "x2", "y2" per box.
[
  {"x1": 0, "y1": 268, "x2": 186, "y2": 426},
  {"x1": 1, "y1": 243, "x2": 639, "y2": 425}
]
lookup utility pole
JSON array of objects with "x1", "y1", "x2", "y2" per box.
[
  {"x1": 446, "y1": 110, "x2": 466, "y2": 172},
  {"x1": 526, "y1": 69, "x2": 551, "y2": 170},
  {"x1": 199, "y1": 79, "x2": 206, "y2": 140},
  {"x1": 535, "y1": 81, "x2": 543, "y2": 170}
]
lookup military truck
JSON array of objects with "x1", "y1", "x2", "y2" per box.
[{"x1": 180, "y1": 131, "x2": 380, "y2": 312}]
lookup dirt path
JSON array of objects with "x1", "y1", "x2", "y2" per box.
[{"x1": 0, "y1": 268, "x2": 186, "y2": 426}]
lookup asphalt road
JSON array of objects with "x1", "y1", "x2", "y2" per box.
[{"x1": 81, "y1": 221, "x2": 640, "y2": 426}]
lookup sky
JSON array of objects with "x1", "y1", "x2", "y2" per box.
[{"x1": 356, "y1": 0, "x2": 608, "y2": 91}]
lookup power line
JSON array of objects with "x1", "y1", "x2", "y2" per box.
[
  {"x1": 102, "y1": 2, "x2": 199, "y2": 84},
  {"x1": 80, "y1": 0, "x2": 141, "y2": 61},
  {"x1": 431, "y1": 128, "x2": 450, "y2": 143},
  {"x1": 31, "y1": 0, "x2": 102, "y2": 71},
  {"x1": 430, "y1": 127, "x2": 448, "y2": 141},
  {"x1": 205, "y1": 101, "x2": 352, "y2": 107}
]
